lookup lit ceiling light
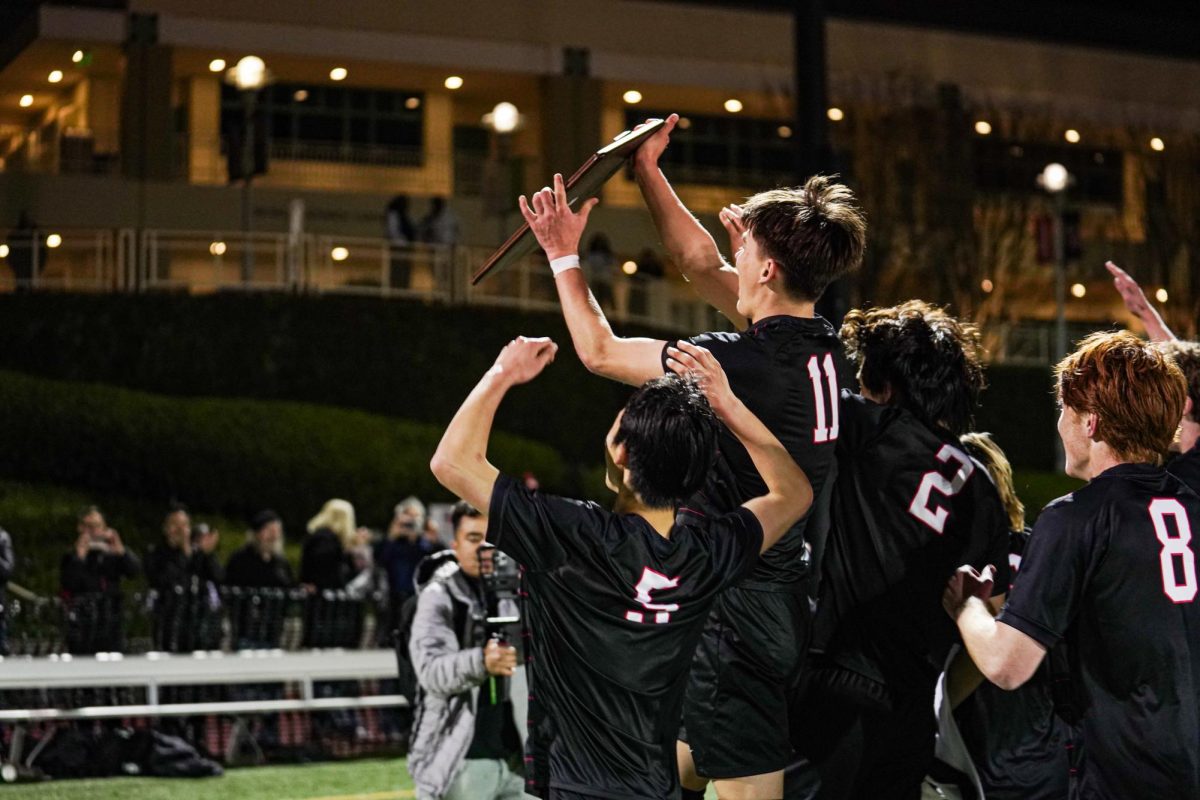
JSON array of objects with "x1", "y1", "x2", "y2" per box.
[
  {"x1": 974, "y1": 120, "x2": 992, "y2": 135},
  {"x1": 622, "y1": 90, "x2": 642, "y2": 104},
  {"x1": 48, "y1": 70, "x2": 63, "y2": 84},
  {"x1": 19, "y1": 94, "x2": 33, "y2": 108},
  {"x1": 232, "y1": 56, "x2": 267, "y2": 91},
  {"x1": 331, "y1": 246, "x2": 349, "y2": 262},
  {"x1": 1070, "y1": 282, "x2": 1086, "y2": 298},
  {"x1": 405, "y1": 97, "x2": 420, "y2": 110},
  {"x1": 46, "y1": 234, "x2": 62, "y2": 249},
  {"x1": 208, "y1": 58, "x2": 226, "y2": 73},
  {"x1": 724, "y1": 98, "x2": 743, "y2": 113},
  {"x1": 209, "y1": 241, "x2": 227, "y2": 256},
  {"x1": 827, "y1": 107, "x2": 844, "y2": 122},
  {"x1": 1064, "y1": 129, "x2": 1080, "y2": 144},
  {"x1": 329, "y1": 67, "x2": 348, "y2": 81},
  {"x1": 777, "y1": 125, "x2": 792, "y2": 139},
  {"x1": 621, "y1": 260, "x2": 638, "y2": 276},
  {"x1": 1156, "y1": 288, "x2": 1169, "y2": 303},
  {"x1": 1039, "y1": 162, "x2": 1070, "y2": 193},
  {"x1": 1150, "y1": 137, "x2": 1165, "y2": 152},
  {"x1": 981, "y1": 278, "x2": 994, "y2": 293},
  {"x1": 293, "y1": 89, "x2": 309, "y2": 102},
  {"x1": 485, "y1": 102, "x2": 520, "y2": 134},
  {"x1": 676, "y1": 116, "x2": 691, "y2": 129},
  {"x1": 72, "y1": 50, "x2": 85, "y2": 64},
  {"x1": 0, "y1": 244, "x2": 8, "y2": 258},
  {"x1": 444, "y1": 76, "x2": 464, "y2": 90}
]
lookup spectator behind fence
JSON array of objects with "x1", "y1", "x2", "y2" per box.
[
  {"x1": 225, "y1": 509, "x2": 294, "y2": 589},
  {"x1": 60, "y1": 505, "x2": 140, "y2": 653},
  {"x1": 377, "y1": 498, "x2": 434, "y2": 607},
  {"x1": 300, "y1": 499, "x2": 357, "y2": 591},
  {"x1": 0, "y1": 524, "x2": 12, "y2": 655},
  {"x1": 386, "y1": 194, "x2": 417, "y2": 290},
  {"x1": 419, "y1": 197, "x2": 461, "y2": 248},
  {"x1": 145, "y1": 504, "x2": 223, "y2": 651},
  {"x1": 408, "y1": 501, "x2": 526, "y2": 800}
]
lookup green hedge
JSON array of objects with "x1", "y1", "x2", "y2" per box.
[
  {"x1": 0, "y1": 370, "x2": 568, "y2": 529},
  {"x1": 0, "y1": 293, "x2": 1061, "y2": 470}
]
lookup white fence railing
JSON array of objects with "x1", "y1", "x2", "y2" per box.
[{"x1": 0, "y1": 227, "x2": 731, "y2": 335}]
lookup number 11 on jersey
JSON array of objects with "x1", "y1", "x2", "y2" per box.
[{"x1": 808, "y1": 353, "x2": 840, "y2": 443}]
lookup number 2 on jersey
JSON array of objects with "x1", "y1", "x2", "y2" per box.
[
  {"x1": 1149, "y1": 498, "x2": 1198, "y2": 604},
  {"x1": 626, "y1": 567, "x2": 680, "y2": 624},
  {"x1": 807, "y1": 353, "x2": 840, "y2": 443},
  {"x1": 908, "y1": 444, "x2": 975, "y2": 534}
]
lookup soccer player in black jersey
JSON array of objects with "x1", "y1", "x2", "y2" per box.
[
  {"x1": 941, "y1": 432, "x2": 1070, "y2": 800},
  {"x1": 518, "y1": 116, "x2": 865, "y2": 798},
  {"x1": 945, "y1": 331, "x2": 1200, "y2": 799},
  {"x1": 430, "y1": 335, "x2": 815, "y2": 800},
  {"x1": 787, "y1": 301, "x2": 1011, "y2": 800}
]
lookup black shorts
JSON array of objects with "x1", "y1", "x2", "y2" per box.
[{"x1": 681, "y1": 585, "x2": 811, "y2": 778}]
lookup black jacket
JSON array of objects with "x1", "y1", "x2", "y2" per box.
[{"x1": 225, "y1": 543, "x2": 295, "y2": 589}]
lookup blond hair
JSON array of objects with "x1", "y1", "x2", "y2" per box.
[
  {"x1": 307, "y1": 498, "x2": 357, "y2": 549},
  {"x1": 960, "y1": 432, "x2": 1024, "y2": 531}
]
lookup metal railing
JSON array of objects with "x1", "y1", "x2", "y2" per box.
[
  {"x1": 4, "y1": 587, "x2": 389, "y2": 657},
  {"x1": 0, "y1": 227, "x2": 731, "y2": 335}
]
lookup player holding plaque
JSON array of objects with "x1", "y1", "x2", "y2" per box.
[{"x1": 516, "y1": 115, "x2": 866, "y2": 800}]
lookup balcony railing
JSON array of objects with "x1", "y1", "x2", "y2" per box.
[{"x1": 0, "y1": 227, "x2": 732, "y2": 335}]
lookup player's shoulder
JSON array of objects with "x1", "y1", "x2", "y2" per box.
[
  {"x1": 837, "y1": 390, "x2": 921, "y2": 450},
  {"x1": 1038, "y1": 463, "x2": 1184, "y2": 530}
]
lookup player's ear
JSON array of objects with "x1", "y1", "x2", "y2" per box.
[
  {"x1": 761, "y1": 258, "x2": 777, "y2": 284},
  {"x1": 1184, "y1": 396, "x2": 1195, "y2": 422},
  {"x1": 1084, "y1": 411, "x2": 1099, "y2": 439}
]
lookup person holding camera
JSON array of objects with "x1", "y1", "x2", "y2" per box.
[
  {"x1": 59, "y1": 505, "x2": 140, "y2": 653},
  {"x1": 408, "y1": 501, "x2": 528, "y2": 800}
]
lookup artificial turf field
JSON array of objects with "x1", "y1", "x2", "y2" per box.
[{"x1": 3, "y1": 758, "x2": 722, "y2": 799}]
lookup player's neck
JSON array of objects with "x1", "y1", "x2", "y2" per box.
[
  {"x1": 1081, "y1": 445, "x2": 1129, "y2": 481},
  {"x1": 750, "y1": 293, "x2": 815, "y2": 322},
  {"x1": 612, "y1": 489, "x2": 676, "y2": 538}
]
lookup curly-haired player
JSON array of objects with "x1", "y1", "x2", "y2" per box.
[{"x1": 788, "y1": 301, "x2": 1010, "y2": 799}]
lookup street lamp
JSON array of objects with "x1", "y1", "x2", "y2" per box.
[
  {"x1": 1039, "y1": 161, "x2": 1071, "y2": 470},
  {"x1": 227, "y1": 56, "x2": 269, "y2": 284}
]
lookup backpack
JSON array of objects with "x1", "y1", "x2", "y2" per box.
[{"x1": 392, "y1": 550, "x2": 470, "y2": 705}]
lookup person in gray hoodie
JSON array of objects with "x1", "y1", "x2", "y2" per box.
[{"x1": 407, "y1": 501, "x2": 529, "y2": 800}]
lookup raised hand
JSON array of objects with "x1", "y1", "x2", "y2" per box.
[
  {"x1": 492, "y1": 336, "x2": 558, "y2": 386},
  {"x1": 1106, "y1": 261, "x2": 1152, "y2": 318},
  {"x1": 632, "y1": 113, "x2": 678, "y2": 173},
  {"x1": 718, "y1": 203, "x2": 746, "y2": 260},
  {"x1": 517, "y1": 173, "x2": 599, "y2": 261},
  {"x1": 665, "y1": 340, "x2": 737, "y2": 421}
]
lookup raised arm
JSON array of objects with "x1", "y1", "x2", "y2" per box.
[
  {"x1": 519, "y1": 175, "x2": 665, "y2": 387},
  {"x1": 1106, "y1": 261, "x2": 1176, "y2": 342},
  {"x1": 430, "y1": 336, "x2": 559, "y2": 511},
  {"x1": 666, "y1": 340, "x2": 812, "y2": 550},
  {"x1": 632, "y1": 114, "x2": 746, "y2": 327}
]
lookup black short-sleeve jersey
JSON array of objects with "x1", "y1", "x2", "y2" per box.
[
  {"x1": 487, "y1": 473, "x2": 764, "y2": 800},
  {"x1": 997, "y1": 464, "x2": 1200, "y2": 799},
  {"x1": 954, "y1": 527, "x2": 1071, "y2": 800},
  {"x1": 816, "y1": 392, "x2": 1011, "y2": 692},
  {"x1": 665, "y1": 314, "x2": 848, "y2": 585}
]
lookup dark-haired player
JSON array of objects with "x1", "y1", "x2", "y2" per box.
[
  {"x1": 789, "y1": 301, "x2": 1010, "y2": 799},
  {"x1": 431, "y1": 335, "x2": 814, "y2": 799},
  {"x1": 946, "y1": 331, "x2": 1200, "y2": 798},
  {"x1": 518, "y1": 115, "x2": 866, "y2": 797}
]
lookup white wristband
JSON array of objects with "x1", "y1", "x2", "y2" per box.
[{"x1": 549, "y1": 254, "x2": 581, "y2": 276}]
